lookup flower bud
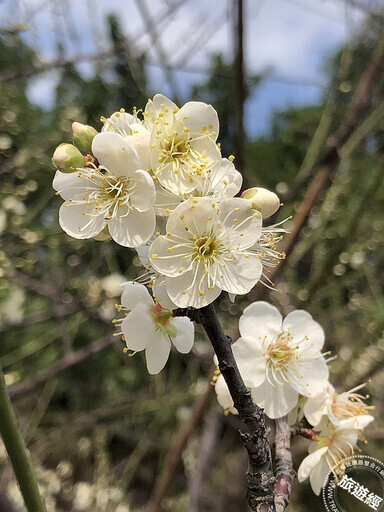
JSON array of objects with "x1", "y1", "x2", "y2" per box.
[
  {"x1": 241, "y1": 187, "x2": 280, "y2": 218},
  {"x1": 52, "y1": 143, "x2": 87, "y2": 172},
  {"x1": 72, "y1": 122, "x2": 98, "y2": 154}
]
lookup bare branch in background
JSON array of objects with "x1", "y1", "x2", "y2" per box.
[
  {"x1": 8, "y1": 335, "x2": 115, "y2": 400},
  {"x1": 146, "y1": 381, "x2": 214, "y2": 512}
]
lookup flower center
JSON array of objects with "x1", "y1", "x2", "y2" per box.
[
  {"x1": 194, "y1": 236, "x2": 220, "y2": 259},
  {"x1": 159, "y1": 133, "x2": 190, "y2": 163},
  {"x1": 267, "y1": 340, "x2": 292, "y2": 367},
  {"x1": 79, "y1": 169, "x2": 136, "y2": 220},
  {"x1": 331, "y1": 394, "x2": 373, "y2": 420},
  {"x1": 150, "y1": 303, "x2": 177, "y2": 338}
]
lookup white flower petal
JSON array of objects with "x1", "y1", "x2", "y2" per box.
[
  {"x1": 165, "y1": 270, "x2": 221, "y2": 308},
  {"x1": 91, "y1": 132, "x2": 141, "y2": 177},
  {"x1": 154, "y1": 184, "x2": 182, "y2": 215},
  {"x1": 232, "y1": 337, "x2": 266, "y2": 387},
  {"x1": 120, "y1": 282, "x2": 153, "y2": 310},
  {"x1": 129, "y1": 170, "x2": 156, "y2": 212},
  {"x1": 309, "y1": 456, "x2": 330, "y2": 495},
  {"x1": 216, "y1": 252, "x2": 262, "y2": 295},
  {"x1": 289, "y1": 357, "x2": 329, "y2": 397},
  {"x1": 297, "y1": 446, "x2": 328, "y2": 484},
  {"x1": 144, "y1": 94, "x2": 177, "y2": 129},
  {"x1": 303, "y1": 387, "x2": 332, "y2": 427},
  {"x1": 59, "y1": 201, "x2": 106, "y2": 239},
  {"x1": 218, "y1": 197, "x2": 262, "y2": 249},
  {"x1": 177, "y1": 101, "x2": 219, "y2": 139},
  {"x1": 251, "y1": 380, "x2": 298, "y2": 419},
  {"x1": 127, "y1": 123, "x2": 152, "y2": 169},
  {"x1": 239, "y1": 301, "x2": 283, "y2": 340},
  {"x1": 215, "y1": 374, "x2": 237, "y2": 414},
  {"x1": 121, "y1": 303, "x2": 154, "y2": 351},
  {"x1": 166, "y1": 197, "x2": 218, "y2": 238},
  {"x1": 152, "y1": 276, "x2": 177, "y2": 310},
  {"x1": 172, "y1": 317, "x2": 194, "y2": 353},
  {"x1": 189, "y1": 136, "x2": 221, "y2": 163},
  {"x1": 283, "y1": 310, "x2": 325, "y2": 351},
  {"x1": 53, "y1": 170, "x2": 92, "y2": 200},
  {"x1": 149, "y1": 235, "x2": 193, "y2": 276},
  {"x1": 145, "y1": 333, "x2": 171, "y2": 374},
  {"x1": 338, "y1": 415, "x2": 374, "y2": 430},
  {"x1": 102, "y1": 112, "x2": 135, "y2": 136},
  {"x1": 109, "y1": 209, "x2": 155, "y2": 247}
]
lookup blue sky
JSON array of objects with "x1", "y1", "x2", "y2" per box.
[{"x1": 0, "y1": 0, "x2": 369, "y2": 136}]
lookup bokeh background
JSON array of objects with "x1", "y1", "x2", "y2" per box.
[{"x1": 0, "y1": 0, "x2": 384, "y2": 511}]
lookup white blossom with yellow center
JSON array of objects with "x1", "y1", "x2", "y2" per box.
[
  {"x1": 143, "y1": 94, "x2": 221, "y2": 195},
  {"x1": 115, "y1": 282, "x2": 194, "y2": 374},
  {"x1": 148, "y1": 196, "x2": 264, "y2": 308},
  {"x1": 304, "y1": 382, "x2": 375, "y2": 428},
  {"x1": 153, "y1": 157, "x2": 243, "y2": 216},
  {"x1": 298, "y1": 418, "x2": 373, "y2": 495},
  {"x1": 228, "y1": 302, "x2": 329, "y2": 419},
  {"x1": 53, "y1": 132, "x2": 156, "y2": 247}
]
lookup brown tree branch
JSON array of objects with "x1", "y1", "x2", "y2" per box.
[
  {"x1": 174, "y1": 305, "x2": 276, "y2": 512},
  {"x1": 274, "y1": 417, "x2": 295, "y2": 512}
]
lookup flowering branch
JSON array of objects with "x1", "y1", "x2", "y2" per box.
[
  {"x1": 0, "y1": 364, "x2": 47, "y2": 512},
  {"x1": 174, "y1": 304, "x2": 276, "y2": 512}
]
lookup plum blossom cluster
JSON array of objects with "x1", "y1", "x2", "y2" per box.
[
  {"x1": 51, "y1": 94, "x2": 375, "y2": 500},
  {"x1": 214, "y1": 301, "x2": 374, "y2": 495},
  {"x1": 52, "y1": 94, "x2": 285, "y2": 311}
]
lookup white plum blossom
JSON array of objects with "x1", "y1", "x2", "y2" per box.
[
  {"x1": 53, "y1": 132, "x2": 156, "y2": 247},
  {"x1": 115, "y1": 282, "x2": 194, "y2": 374},
  {"x1": 298, "y1": 418, "x2": 374, "y2": 495},
  {"x1": 304, "y1": 382, "x2": 374, "y2": 428},
  {"x1": 143, "y1": 94, "x2": 221, "y2": 194},
  {"x1": 154, "y1": 157, "x2": 243, "y2": 216},
  {"x1": 149, "y1": 196, "x2": 264, "y2": 308},
  {"x1": 228, "y1": 302, "x2": 329, "y2": 419}
]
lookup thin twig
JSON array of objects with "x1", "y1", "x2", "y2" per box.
[
  {"x1": 187, "y1": 410, "x2": 223, "y2": 512},
  {"x1": 252, "y1": 30, "x2": 384, "y2": 297},
  {"x1": 8, "y1": 334, "x2": 115, "y2": 400},
  {"x1": 274, "y1": 417, "x2": 295, "y2": 512}
]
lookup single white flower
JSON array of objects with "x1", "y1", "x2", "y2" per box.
[
  {"x1": 53, "y1": 132, "x2": 156, "y2": 247},
  {"x1": 304, "y1": 382, "x2": 374, "y2": 428},
  {"x1": 298, "y1": 418, "x2": 373, "y2": 495},
  {"x1": 143, "y1": 94, "x2": 221, "y2": 194},
  {"x1": 101, "y1": 109, "x2": 151, "y2": 169},
  {"x1": 149, "y1": 196, "x2": 263, "y2": 308},
  {"x1": 231, "y1": 301, "x2": 329, "y2": 419},
  {"x1": 115, "y1": 282, "x2": 194, "y2": 374},
  {"x1": 154, "y1": 157, "x2": 243, "y2": 216}
]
